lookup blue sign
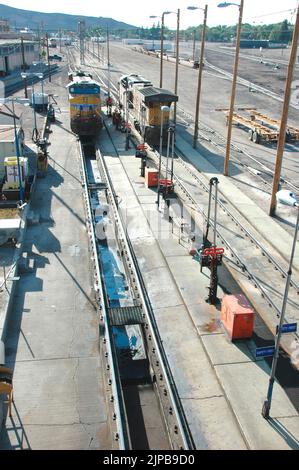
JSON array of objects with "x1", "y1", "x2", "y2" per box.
[
  {"x1": 280, "y1": 323, "x2": 297, "y2": 334},
  {"x1": 256, "y1": 346, "x2": 275, "y2": 358}
]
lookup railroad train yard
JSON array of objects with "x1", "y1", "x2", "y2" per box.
[{"x1": 0, "y1": 36, "x2": 299, "y2": 451}]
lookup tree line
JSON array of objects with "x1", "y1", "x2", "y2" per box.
[{"x1": 88, "y1": 20, "x2": 293, "y2": 44}]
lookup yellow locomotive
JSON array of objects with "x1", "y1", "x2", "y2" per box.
[
  {"x1": 67, "y1": 71, "x2": 103, "y2": 136},
  {"x1": 118, "y1": 73, "x2": 178, "y2": 147}
]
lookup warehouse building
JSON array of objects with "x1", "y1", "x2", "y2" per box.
[{"x1": 0, "y1": 39, "x2": 39, "y2": 76}]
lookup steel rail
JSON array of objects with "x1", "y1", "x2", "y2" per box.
[
  {"x1": 71, "y1": 46, "x2": 299, "y2": 341},
  {"x1": 150, "y1": 148, "x2": 299, "y2": 343},
  {"x1": 99, "y1": 122, "x2": 195, "y2": 450},
  {"x1": 174, "y1": 147, "x2": 299, "y2": 292},
  {"x1": 176, "y1": 105, "x2": 299, "y2": 193},
  {"x1": 78, "y1": 141, "x2": 127, "y2": 449}
]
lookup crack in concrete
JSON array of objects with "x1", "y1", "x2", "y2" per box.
[{"x1": 181, "y1": 395, "x2": 224, "y2": 401}]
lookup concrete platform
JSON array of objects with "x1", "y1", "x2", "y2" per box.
[
  {"x1": 0, "y1": 77, "x2": 112, "y2": 450},
  {"x1": 99, "y1": 117, "x2": 299, "y2": 449}
]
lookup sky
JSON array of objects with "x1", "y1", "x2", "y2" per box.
[{"x1": 1, "y1": 0, "x2": 298, "y2": 29}]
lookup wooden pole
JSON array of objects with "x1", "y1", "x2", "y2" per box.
[
  {"x1": 193, "y1": 5, "x2": 208, "y2": 149},
  {"x1": 269, "y1": 5, "x2": 299, "y2": 216},
  {"x1": 192, "y1": 30, "x2": 196, "y2": 62},
  {"x1": 223, "y1": 0, "x2": 244, "y2": 176}
]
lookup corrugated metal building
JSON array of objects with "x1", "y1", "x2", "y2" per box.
[{"x1": 0, "y1": 39, "x2": 39, "y2": 76}]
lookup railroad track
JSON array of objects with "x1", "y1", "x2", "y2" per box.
[
  {"x1": 112, "y1": 117, "x2": 299, "y2": 358},
  {"x1": 176, "y1": 106, "x2": 299, "y2": 193},
  {"x1": 78, "y1": 138, "x2": 194, "y2": 450},
  {"x1": 71, "y1": 47, "x2": 299, "y2": 359},
  {"x1": 81, "y1": 46, "x2": 299, "y2": 193}
]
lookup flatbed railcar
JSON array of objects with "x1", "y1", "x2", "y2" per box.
[
  {"x1": 67, "y1": 71, "x2": 103, "y2": 136},
  {"x1": 118, "y1": 73, "x2": 178, "y2": 147}
]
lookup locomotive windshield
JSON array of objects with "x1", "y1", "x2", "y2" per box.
[{"x1": 70, "y1": 84, "x2": 101, "y2": 95}]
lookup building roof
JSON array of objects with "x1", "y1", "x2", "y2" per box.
[
  {"x1": 139, "y1": 86, "x2": 178, "y2": 105},
  {"x1": 0, "y1": 39, "x2": 37, "y2": 46}
]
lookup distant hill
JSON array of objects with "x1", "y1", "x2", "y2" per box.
[{"x1": 0, "y1": 3, "x2": 135, "y2": 31}]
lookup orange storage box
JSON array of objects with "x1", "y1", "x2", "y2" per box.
[
  {"x1": 221, "y1": 294, "x2": 254, "y2": 340},
  {"x1": 145, "y1": 168, "x2": 159, "y2": 188}
]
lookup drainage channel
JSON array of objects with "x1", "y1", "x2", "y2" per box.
[{"x1": 79, "y1": 140, "x2": 194, "y2": 450}]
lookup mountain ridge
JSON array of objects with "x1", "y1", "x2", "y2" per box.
[{"x1": 0, "y1": 3, "x2": 135, "y2": 31}]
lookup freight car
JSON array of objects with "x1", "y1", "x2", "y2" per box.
[
  {"x1": 118, "y1": 73, "x2": 178, "y2": 147},
  {"x1": 67, "y1": 71, "x2": 103, "y2": 136}
]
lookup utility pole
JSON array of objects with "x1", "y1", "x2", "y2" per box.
[
  {"x1": 192, "y1": 30, "x2": 196, "y2": 62},
  {"x1": 269, "y1": 5, "x2": 299, "y2": 216},
  {"x1": 59, "y1": 29, "x2": 62, "y2": 53},
  {"x1": 107, "y1": 26, "x2": 110, "y2": 66},
  {"x1": 223, "y1": 0, "x2": 244, "y2": 176},
  {"x1": 78, "y1": 20, "x2": 85, "y2": 65},
  {"x1": 160, "y1": 14, "x2": 165, "y2": 88},
  {"x1": 46, "y1": 33, "x2": 51, "y2": 83},
  {"x1": 107, "y1": 26, "x2": 111, "y2": 99},
  {"x1": 193, "y1": 5, "x2": 208, "y2": 149},
  {"x1": 173, "y1": 9, "x2": 180, "y2": 128},
  {"x1": 20, "y1": 37, "x2": 28, "y2": 98}
]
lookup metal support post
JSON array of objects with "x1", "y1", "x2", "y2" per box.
[
  {"x1": 203, "y1": 177, "x2": 218, "y2": 248},
  {"x1": 12, "y1": 101, "x2": 24, "y2": 202},
  {"x1": 157, "y1": 108, "x2": 165, "y2": 208},
  {"x1": 262, "y1": 205, "x2": 299, "y2": 418},
  {"x1": 125, "y1": 92, "x2": 128, "y2": 150},
  {"x1": 32, "y1": 84, "x2": 37, "y2": 132},
  {"x1": 140, "y1": 157, "x2": 146, "y2": 177},
  {"x1": 171, "y1": 127, "x2": 175, "y2": 182}
]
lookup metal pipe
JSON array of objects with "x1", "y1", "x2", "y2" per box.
[
  {"x1": 171, "y1": 128, "x2": 175, "y2": 182},
  {"x1": 165, "y1": 127, "x2": 171, "y2": 178},
  {"x1": 32, "y1": 83, "x2": 37, "y2": 131},
  {"x1": 262, "y1": 204, "x2": 299, "y2": 418},
  {"x1": 12, "y1": 100, "x2": 24, "y2": 202},
  {"x1": 214, "y1": 180, "x2": 218, "y2": 247}
]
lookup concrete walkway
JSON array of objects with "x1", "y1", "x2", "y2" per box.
[
  {"x1": 101, "y1": 117, "x2": 299, "y2": 450},
  {"x1": 0, "y1": 84, "x2": 112, "y2": 449}
]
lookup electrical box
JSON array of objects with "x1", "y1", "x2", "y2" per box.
[
  {"x1": 145, "y1": 168, "x2": 158, "y2": 188},
  {"x1": 221, "y1": 294, "x2": 254, "y2": 340}
]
